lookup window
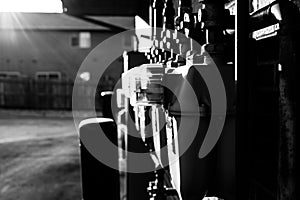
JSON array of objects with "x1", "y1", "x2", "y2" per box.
[
  {"x1": 0, "y1": 72, "x2": 21, "y2": 79},
  {"x1": 36, "y1": 72, "x2": 61, "y2": 81},
  {"x1": 71, "y1": 35, "x2": 79, "y2": 47},
  {"x1": 79, "y1": 32, "x2": 91, "y2": 48},
  {"x1": 71, "y1": 32, "x2": 91, "y2": 48}
]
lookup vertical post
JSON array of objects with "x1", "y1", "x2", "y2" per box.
[
  {"x1": 236, "y1": 0, "x2": 250, "y2": 199},
  {"x1": 277, "y1": 1, "x2": 299, "y2": 199}
]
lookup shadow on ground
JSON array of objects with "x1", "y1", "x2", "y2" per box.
[{"x1": 0, "y1": 117, "x2": 81, "y2": 200}]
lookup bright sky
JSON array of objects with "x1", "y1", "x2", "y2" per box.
[{"x1": 0, "y1": 0, "x2": 63, "y2": 13}]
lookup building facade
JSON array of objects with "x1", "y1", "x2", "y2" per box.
[
  {"x1": 0, "y1": 12, "x2": 136, "y2": 109},
  {"x1": 0, "y1": 13, "x2": 136, "y2": 81}
]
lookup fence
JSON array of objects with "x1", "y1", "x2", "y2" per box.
[{"x1": 0, "y1": 78, "x2": 112, "y2": 110}]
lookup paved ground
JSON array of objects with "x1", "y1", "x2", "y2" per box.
[{"x1": 0, "y1": 115, "x2": 82, "y2": 200}]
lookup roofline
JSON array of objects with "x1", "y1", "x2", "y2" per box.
[
  {"x1": 64, "y1": 11, "x2": 138, "y2": 17},
  {"x1": 71, "y1": 15, "x2": 129, "y2": 32},
  {"x1": 0, "y1": 28, "x2": 116, "y2": 33},
  {"x1": 0, "y1": 12, "x2": 130, "y2": 32}
]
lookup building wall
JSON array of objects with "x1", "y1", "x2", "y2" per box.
[{"x1": 0, "y1": 30, "x2": 123, "y2": 81}]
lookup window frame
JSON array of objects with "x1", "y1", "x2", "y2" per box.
[
  {"x1": 0, "y1": 71, "x2": 21, "y2": 79},
  {"x1": 70, "y1": 32, "x2": 92, "y2": 49},
  {"x1": 35, "y1": 71, "x2": 61, "y2": 81}
]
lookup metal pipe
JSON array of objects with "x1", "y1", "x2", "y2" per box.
[{"x1": 249, "y1": 1, "x2": 280, "y2": 32}]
